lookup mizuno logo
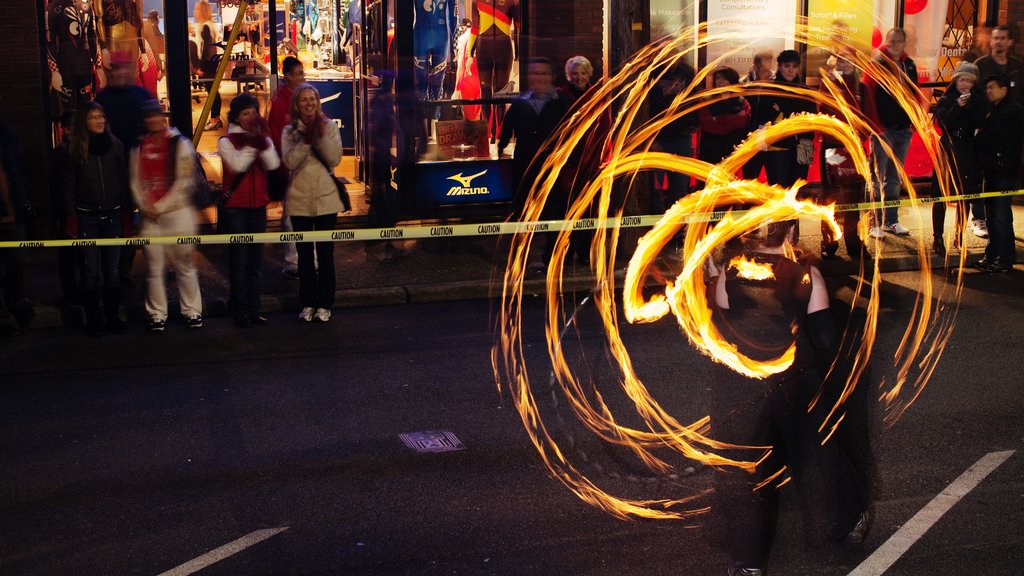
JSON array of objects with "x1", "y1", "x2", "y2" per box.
[{"x1": 447, "y1": 170, "x2": 487, "y2": 188}]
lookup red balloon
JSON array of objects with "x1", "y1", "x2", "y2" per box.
[
  {"x1": 905, "y1": 0, "x2": 927, "y2": 15},
  {"x1": 872, "y1": 27, "x2": 882, "y2": 48}
]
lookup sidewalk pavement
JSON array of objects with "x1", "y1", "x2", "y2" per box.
[{"x1": 13, "y1": 199, "x2": 1024, "y2": 331}]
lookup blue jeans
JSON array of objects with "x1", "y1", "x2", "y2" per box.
[
  {"x1": 983, "y1": 178, "x2": 1017, "y2": 266},
  {"x1": 870, "y1": 127, "x2": 913, "y2": 226},
  {"x1": 218, "y1": 207, "x2": 266, "y2": 320},
  {"x1": 76, "y1": 211, "x2": 122, "y2": 291}
]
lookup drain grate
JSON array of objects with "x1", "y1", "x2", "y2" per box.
[{"x1": 399, "y1": 430, "x2": 465, "y2": 453}]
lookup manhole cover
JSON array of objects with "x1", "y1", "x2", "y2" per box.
[{"x1": 399, "y1": 430, "x2": 465, "y2": 453}]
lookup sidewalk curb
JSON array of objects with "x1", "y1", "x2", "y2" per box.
[{"x1": 22, "y1": 252, "x2": 963, "y2": 331}]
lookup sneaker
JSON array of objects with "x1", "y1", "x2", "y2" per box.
[
  {"x1": 882, "y1": 222, "x2": 911, "y2": 235},
  {"x1": 728, "y1": 568, "x2": 766, "y2": 576},
  {"x1": 204, "y1": 117, "x2": 223, "y2": 131},
  {"x1": 148, "y1": 318, "x2": 166, "y2": 332},
  {"x1": 868, "y1": 226, "x2": 886, "y2": 239},
  {"x1": 314, "y1": 308, "x2": 331, "y2": 322},
  {"x1": 969, "y1": 257, "x2": 992, "y2": 269},
  {"x1": 298, "y1": 307, "x2": 315, "y2": 322},
  {"x1": 845, "y1": 509, "x2": 873, "y2": 544},
  {"x1": 971, "y1": 219, "x2": 989, "y2": 238},
  {"x1": 985, "y1": 262, "x2": 1013, "y2": 273},
  {"x1": 185, "y1": 315, "x2": 203, "y2": 329}
]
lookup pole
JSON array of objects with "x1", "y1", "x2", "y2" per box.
[{"x1": 192, "y1": 0, "x2": 251, "y2": 147}]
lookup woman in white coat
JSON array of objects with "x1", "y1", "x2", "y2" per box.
[{"x1": 281, "y1": 83, "x2": 344, "y2": 322}]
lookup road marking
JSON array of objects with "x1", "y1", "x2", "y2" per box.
[
  {"x1": 157, "y1": 527, "x2": 289, "y2": 576},
  {"x1": 849, "y1": 450, "x2": 1015, "y2": 576}
]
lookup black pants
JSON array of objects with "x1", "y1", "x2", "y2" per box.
[
  {"x1": 291, "y1": 213, "x2": 337, "y2": 309},
  {"x1": 219, "y1": 207, "x2": 266, "y2": 320}
]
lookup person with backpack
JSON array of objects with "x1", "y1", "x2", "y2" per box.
[
  {"x1": 217, "y1": 94, "x2": 280, "y2": 328},
  {"x1": 129, "y1": 100, "x2": 203, "y2": 331}
]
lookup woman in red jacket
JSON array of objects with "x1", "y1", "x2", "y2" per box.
[
  {"x1": 698, "y1": 66, "x2": 751, "y2": 167},
  {"x1": 217, "y1": 93, "x2": 281, "y2": 328}
]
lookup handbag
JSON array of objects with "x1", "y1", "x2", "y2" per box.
[
  {"x1": 796, "y1": 138, "x2": 815, "y2": 166},
  {"x1": 310, "y1": 143, "x2": 352, "y2": 213},
  {"x1": 824, "y1": 146, "x2": 864, "y2": 185}
]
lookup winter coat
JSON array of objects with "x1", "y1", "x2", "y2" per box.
[
  {"x1": 129, "y1": 127, "x2": 196, "y2": 217},
  {"x1": 218, "y1": 124, "x2": 280, "y2": 209},
  {"x1": 64, "y1": 134, "x2": 129, "y2": 213},
  {"x1": 282, "y1": 117, "x2": 345, "y2": 217}
]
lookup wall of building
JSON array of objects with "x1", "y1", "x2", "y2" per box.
[
  {"x1": 529, "y1": 0, "x2": 606, "y2": 80},
  {"x1": 0, "y1": 2, "x2": 48, "y2": 230}
]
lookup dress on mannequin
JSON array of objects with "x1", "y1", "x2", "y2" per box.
[
  {"x1": 413, "y1": 0, "x2": 458, "y2": 101},
  {"x1": 468, "y1": 0, "x2": 518, "y2": 140},
  {"x1": 95, "y1": 0, "x2": 146, "y2": 81},
  {"x1": 47, "y1": 0, "x2": 103, "y2": 109}
]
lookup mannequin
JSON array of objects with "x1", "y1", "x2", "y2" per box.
[
  {"x1": 467, "y1": 0, "x2": 519, "y2": 140},
  {"x1": 413, "y1": 0, "x2": 458, "y2": 100},
  {"x1": 94, "y1": 0, "x2": 147, "y2": 82},
  {"x1": 46, "y1": 0, "x2": 104, "y2": 110}
]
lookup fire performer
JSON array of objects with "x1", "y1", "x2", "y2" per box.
[{"x1": 708, "y1": 220, "x2": 870, "y2": 575}]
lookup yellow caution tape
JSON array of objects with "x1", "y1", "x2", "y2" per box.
[{"x1": 3, "y1": 188, "x2": 1021, "y2": 249}]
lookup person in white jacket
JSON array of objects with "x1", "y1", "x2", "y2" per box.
[
  {"x1": 281, "y1": 83, "x2": 344, "y2": 323},
  {"x1": 129, "y1": 100, "x2": 203, "y2": 331},
  {"x1": 217, "y1": 93, "x2": 280, "y2": 328}
]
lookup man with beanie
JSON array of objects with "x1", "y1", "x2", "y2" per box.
[{"x1": 862, "y1": 28, "x2": 918, "y2": 238}]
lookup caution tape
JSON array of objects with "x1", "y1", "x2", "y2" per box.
[{"x1": 3, "y1": 188, "x2": 1022, "y2": 249}]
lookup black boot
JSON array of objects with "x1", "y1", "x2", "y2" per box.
[
  {"x1": 82, "y1": 289, "x2": 104, "y2": 336},
  {"x1": 103, "y1": 287, "x2": 128, "y2": 334}
]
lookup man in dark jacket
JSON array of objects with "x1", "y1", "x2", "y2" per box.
[
  {"x1": 498, "y1": 57, "x2": 570, "y2": 212},
  {"x1": 863, "y1": 28, "x2": 918, "y2": 238},
  {"x1": 972, "y1": 74, "x2": 1023, "y2": 273}
]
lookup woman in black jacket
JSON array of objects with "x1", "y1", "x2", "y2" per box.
[
  {"x1": 63, "y1": 101, "x2": 130, "y2": 335},
  {"x1": 930, "y1": 62, "x2": 987, "y2": 256}
]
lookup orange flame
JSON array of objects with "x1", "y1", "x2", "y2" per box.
[
  {"x1": 493, "y1": 19, "x2": 964, "y2": 521},
  {"x1": 729, "y1": 255, "x2": 775, "y2": 280}
]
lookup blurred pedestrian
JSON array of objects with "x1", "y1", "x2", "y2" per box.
[
  {"x1": 817, "y1": 50, "x2": 866, "y2": 260},
  {"x1": 551, "y1": 55, "x2": 609, "y2": 267},
  {"x1": 268, "y1": 56, "x2": 305, "y2": 277},
  {"x1": 863, "y1": 28, "x2": 918, "y2": 238},
  {"x1": 50, "y1": 110, "x2": 81, "y2": 308},
  {"x1": 698, "y1": 66, "x2": 751, "y2": 166},
  {"x1": 972, "y1": 74, "x2": 1023, "y2": 273},
  {"x1": 0, "y1": 115, "x2": 34, "y2": 335},
  {"x1": 648, "y1": 61, "x2": 698, "y2": 211},
  {"x1": 282, "y1": 83, "x2": 344, "y2": 322},
  {"x1": 96, "y1": 50, "x2": 151, "y2": 287},
  {"x1": 63, "y1": 101, "x2": 129, "y2": 335},
  {"x1": 218, "y1": 93, "x2": 280, "y2": 328},
  {"x1": 498, "y1": 57, "x2": 571, "y2": 212},
  {"x1": 129, "y1": 100, "x2": 203, "y2": 331},
  {"x1": 929, "y1": 61, "x2": 986, "y2": 257},
  {"x1": 740, "y1": 49, "x2": 774, "y2": 182}
]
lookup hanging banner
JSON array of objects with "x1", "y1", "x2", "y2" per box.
[
  {"x1": 806, "y1": 0, "x2": 874, "y2": 79},
  {"x1": 903, "y1": 0, "x2": 953, "y2": 84},
  {"x1": 706, "y1": 0, "x2": 798, "y2": 76}
]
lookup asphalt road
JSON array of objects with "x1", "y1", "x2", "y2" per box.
[{"x1": 1, "y1": 269, "x2": 1022, "y2": 576}]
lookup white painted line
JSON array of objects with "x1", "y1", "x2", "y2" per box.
[
  {"x1": 849, "y1": 450, "x2": 1015, "y2": 576},
  {"x1": 157, "y1": 527, "x2": 289, "y2": 576}
]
